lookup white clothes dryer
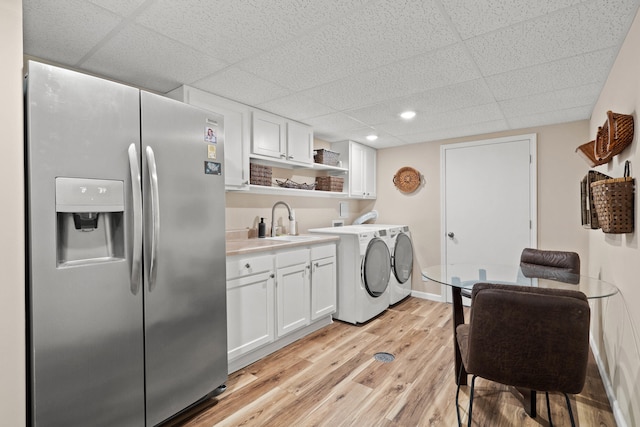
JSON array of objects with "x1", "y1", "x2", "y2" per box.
[
  {"x1": 359, "y1": 225, "x2": 413, "y2": 305},
  {"x1": 308, "y1": 225, "x2": 391, "y2": 324}
]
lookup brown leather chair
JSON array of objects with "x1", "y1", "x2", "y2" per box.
[
  {"x1": 520, "y1": 247, "x2": 580, "y2": 274},
  {"x1": 455, "y1": 283, "x2": 590, "y2": 427}
]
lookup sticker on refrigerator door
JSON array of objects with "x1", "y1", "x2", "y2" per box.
[
  {"x1": 205, "y1": 161, "x2": 221, "y2": 175},
  {"x1": 204, "y1": 124, "x2": 217, "y2": 143},
  {"x1": 207, "y1": 144, "x2": 217, "y2": 160}
]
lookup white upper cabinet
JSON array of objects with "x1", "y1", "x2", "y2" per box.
[
  {"x1": 252, "y1": 110, "x2": 286, "y2": 160},
  {"x1": 286, "y1": 120, "x2": 314, "y2": 165},
  {"x1": 332, "y1": 140, "x2": 377, "y2": 199},
  {"x1": 167, "y1": 86, "x2": 250, "y2": 191},
  {"x1": 252, "y1": 110, "x2": 313, "y2": 166}
]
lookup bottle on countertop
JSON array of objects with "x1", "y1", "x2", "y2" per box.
[
  {"x1": 289, "y1": 209, "x2": 298, "y2": 236},
  {"x1": 258, "y1": 217, "x2": 266, "y2": 238}
]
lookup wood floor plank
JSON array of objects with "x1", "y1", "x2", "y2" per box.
[{"x1": 161, "y1": 297, "x2": 617, "y2": 427}]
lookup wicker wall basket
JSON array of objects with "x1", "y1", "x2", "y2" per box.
[
  {"x1": 581, "y1": 170, "x2": 611, "y2": 229},
  {"x1": 590, "y1": 162, "x2": 635, "y2": 233},
  {"x1": 594, "y1": 110, "x2": 634, "y2": 163},
  {"x1": 576, "y1": 140, "x2": 608, "y2": 167}
]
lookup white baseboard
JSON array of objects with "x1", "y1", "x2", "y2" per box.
[
  {"x1": 411, "y1": 289, "x2": 446, "y2": 303},
  {"x1": 590, "y1": 334, "x2": 627, "y2": 427}
]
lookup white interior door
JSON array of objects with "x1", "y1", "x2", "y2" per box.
[{"x1": 441, "y1": 135, "x2": 537, "y2": 301}]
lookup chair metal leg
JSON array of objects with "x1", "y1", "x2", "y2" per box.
[
  {"x1": 455, "y1": 363, "x2": 465, "y2": 426},
  {"x1": 467, "y1": 375, "x2": 477, "y2": 427},
  {"x1": 455, "y1": 365, "x2": 477, "y2": 427},
  {"x1": 564, "y1": 393, "x2": 577, "y2": 427},
  {"x1": 545, "y1": 391, "x2": 553, "y2": 427}
]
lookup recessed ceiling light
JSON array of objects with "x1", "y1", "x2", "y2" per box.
[
  {"x1": 366, "y1": 134, "x2": 378, "y2": 141},
  {"x1": 400, "y1": 111, "x2": 416, "y2": 120}
]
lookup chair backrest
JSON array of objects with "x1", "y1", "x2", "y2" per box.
[
  {"x1": 520, "y1": 248, "x2": 580, "y2": 274},
  {"x1": 465, "y1": 283, "x2": 590, "y2": 394}
]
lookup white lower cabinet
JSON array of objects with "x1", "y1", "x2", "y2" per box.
[
  {"x1": 276, "y1": 249, "x2": 311, "y2": 337},
  {"x1": 311, "y1": 245, "x2": 337, "y2": 320},
  {"x1": 226, "y1": 242, "x2": 336, "y2": 373},
  {"x1": 226, "y1": 254, "x2": 275, "y2": 360}
]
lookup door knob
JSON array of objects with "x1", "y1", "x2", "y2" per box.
[{"x1": 447, "y1": 232, "x2": 455, "y2": 239}]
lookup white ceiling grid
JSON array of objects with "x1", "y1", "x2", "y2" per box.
[{"x1": 23, "y1": 0, "x2": 640, "y2": 148}]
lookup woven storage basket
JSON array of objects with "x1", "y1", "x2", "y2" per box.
[
  {"x1": 590, "y1": 162, "x2": 635, "y2": 233},
  {"x1": 594, "y1": 111, "x2": 634, "y2": 163},
  {"x1": 581, "y1": 170, "x2": 610, "y2": 229},
  {"x1": 315, "y1": 176, "x2": 344, "y2": 192},
  {"x1": 250, "y1": 163, "x2": 273, "y2": 186},
  {"x1": 313, "y1": 149, "x2": 340, "y2": 166}
]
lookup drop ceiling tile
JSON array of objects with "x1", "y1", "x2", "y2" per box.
[
  {"x1": 486, "y1": 48, "x2": 618, "y2": 101},
  {"x1": 499, "y1": 83, "x2": 601, "y2": 118},
  {"x1": 345, "y1": 79, "x2": 494, "y2": 125},
  {"x1": 400, "y1": 119, "x2": 510, "y2": 144},
  {"x1": 238, "y1": 0, "x2": 457, "y2": 91},
  {"x1": 88, "y1": 0, "x2": 148, "y2": 17},
  {"x1": 302, "y1": 43, "x2": 480, "y2": 111},
  {"x1": 23, "y1": 0, "x2": 121, "y2": 65},
  {"x1": 136, "y1": 0, "x2": 371, "y2": 64},
  {"x1": 507, "y1": 105, "x2": 592, "y2": 129},
  {"x1": 256, "y1": 94, "x2": 336, "y2": 122},
  {"x1": 466, "y1": 0, "x2": 640, "y2": 76},
  {"x1": 81, "y1": 24, "x2": 228, "y2": 93},
  {"x1": 193, "y1": 67, "x2": 291, "y2": 106},
  {"x1": 325, "y1": 126, "x2": 404, "y2": 148},
  {"x1": 378, "y1": 103, "x2": 504, "y2": 135},
  {"x1": 441, "y1": 0, "x2": 584, "y2": 40},
  {"x1": 304, "y1": 112, "x2": 367, "y2": 135}
]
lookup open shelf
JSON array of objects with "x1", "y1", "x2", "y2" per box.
[{"x1": 248, "y1": 184, "x2": 349, "y2": 198}]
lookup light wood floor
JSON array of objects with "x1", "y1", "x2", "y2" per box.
[{"x1": 165, "y1": 297, "x2": 616, "y2": 426}]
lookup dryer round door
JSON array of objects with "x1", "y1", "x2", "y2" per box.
[
  {"x1": 393, "y1": 233, "x2": 414, "y2": 284},
  {"x1": 362, "y1": 237, "x2": 391, "y2": 297}
]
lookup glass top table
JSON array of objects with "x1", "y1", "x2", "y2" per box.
[
  {"x1": 422, "y1": 264, "x2": 619, "y2": 299},
  {"x1": 421, "y1": 263, "x2": 618, "y2": 418}
]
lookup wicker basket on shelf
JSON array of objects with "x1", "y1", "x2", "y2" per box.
[
  {"x1": 250, "y1": 163, "x2": 272, "y2": 186},
  {"x1": 275, "y1": 179, "x2": 315, "y2": 190},
  {"x1": 315, "y1": 176, "x2": 344, "y2": 192},
  {"x1": 313, "y1": 149, "x2": 340, "y2": 166},
  {"x1": 590, "y1": 162, "x2": 635, "y2": 233}
]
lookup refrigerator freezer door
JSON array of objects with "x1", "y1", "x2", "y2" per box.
[
  {"x1": 26, "y1": 61, "x2": 145, "y2": 426},
  {"x1": 140, "y1": 91, "x2": 228, "y2": 426}
]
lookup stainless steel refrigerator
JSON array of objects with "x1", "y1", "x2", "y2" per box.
[{"x1": 25, "y1": 61, "x2": 227, "y2": 426}]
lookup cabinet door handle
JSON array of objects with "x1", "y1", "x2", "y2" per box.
[
  {"x1": 269, "y1": 273, "x2": 275, "y2": 278},
  {"x1": 289, "y1": 155, "x2": 294, "y2": 159},
  {"x1": 245, "y1": 263, "x2": 251, "y2": 269}
]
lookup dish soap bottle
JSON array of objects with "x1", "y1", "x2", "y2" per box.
[{"x1": 258, "y1": 217, "x2": 266, "y2": 238}]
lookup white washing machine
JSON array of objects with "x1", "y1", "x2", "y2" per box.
[
  {"x1": 308, "y1": 225, "x2": 391, "y2": 324},
  {"x1": 359, "y1": 225, "x2": 413, "y2": 305}
]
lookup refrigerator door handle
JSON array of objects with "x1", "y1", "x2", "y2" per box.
[
  {"x1": 128, "y1": 143, "x2": 143, "y2": 294},
  {"x1": 146, "y1": 146, "x2": 160, "y2": 291}
]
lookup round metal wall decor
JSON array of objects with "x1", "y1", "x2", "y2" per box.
[{"x1": 393, "y1": 166, "x2": 422, "y2": 193}]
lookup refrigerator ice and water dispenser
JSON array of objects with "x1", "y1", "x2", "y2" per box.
[{"x1": 55, "y1": 177, "x2": 125, "y2": 267}]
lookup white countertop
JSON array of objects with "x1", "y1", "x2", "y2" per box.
[{"x1": 226, "y1": 234, "x2": 339, "y2": 256}]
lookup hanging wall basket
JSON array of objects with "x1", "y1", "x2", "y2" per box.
[
  {"x1": 576, "y1": 110, "x2": 634, "y2": 166},
  {"x1": 594, "y1": 110, "x2": 634, "y2": 163},
  {"x1": 590, "y1": 161, "x2": 635, "y2": 233},
  {"x1": 393, "y1": 166, "x2": 422, "y2": 193}
]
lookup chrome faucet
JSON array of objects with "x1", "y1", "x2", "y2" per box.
[{"x1": 271, "y1": 201, "x2": 293, "y2": 237}]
